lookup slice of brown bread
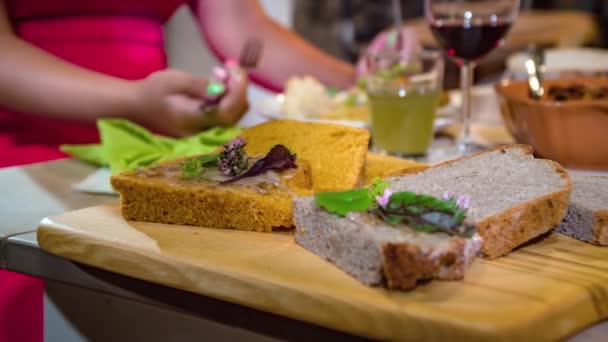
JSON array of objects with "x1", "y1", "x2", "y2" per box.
[
  {"x1": 363, "y1": 152, "x2": 428, "y2": 185},
  {"x1": 242, "y1": 120, "x2": 370, "y2": 192},
  {"x1": 389, "y1": 145, "x2": 572, "y2": 258},
  {"x1": 111, "y1": 156, "x2": 312, "y2": 232},
  {"x1": 554, "y1": 174, "x2": 608, "y2": 246},
  {"x1": 293, "y1": 197, "x2": 483, "y2": 290}
]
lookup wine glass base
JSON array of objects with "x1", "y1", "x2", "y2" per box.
[
  {"x1": 457, "y1": 138, "x2": 486, "y2": 157},
  {"x1": 372, "y1": 138, "x2": 488, "y2": 165}
]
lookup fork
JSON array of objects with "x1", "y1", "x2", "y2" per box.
[
  {"x1": 238, "y1": 38, "x2": 263, "y2": 69},
  {"x1": 201, "y1": 38, "x2": 263, "y2": 112}
]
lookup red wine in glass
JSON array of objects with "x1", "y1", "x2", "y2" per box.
[
  {"x1": 425, "y1": 0, "x2": 519, "y2": 156},
  {"x1": 430, "y1": 20, "x2": 512, "y2": 63}
]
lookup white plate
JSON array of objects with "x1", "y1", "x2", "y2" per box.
[{"x1": 252, "y1": 94, "x2": 457, "y2": 131}]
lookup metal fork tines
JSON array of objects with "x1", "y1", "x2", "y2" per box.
[{"x1": 239, "y1": 38, "x2": 263, "y2": 69}]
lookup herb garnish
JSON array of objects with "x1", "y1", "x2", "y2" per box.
[
  {"x1": 314, "y1": 181, "x2": 474, "y2": 238},
  {"x1": 372, "y1": 192, "x2": 474, "y2": 237},
  {"x1": 218, "y1": 137, "x2": 249, "y2": 177},
  {"x1": 315, "y1": 178, "x2": 391, "y2": 216},
  {"x1": 221, "y1": 144, "x2": 297, "y2": 184},
  {"x1": 179, "y1": 154, "x2": 219, "y2": 179}
]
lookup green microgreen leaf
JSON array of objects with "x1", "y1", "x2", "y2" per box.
[
  {"x1": 314, "y1": 178, "x2": 390, "y2": 217},
  {"x1": 368, "y1": 177, "x2": 391, "y2": 200},
  {"x1": 179, "y1": 154, "x2": 219, "y2": 179},
  {"x1": 315, "y1": 188, "x2": 374, "y2": 217}
]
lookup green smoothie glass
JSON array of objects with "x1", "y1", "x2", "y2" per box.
[{"x1": 366, "y1": 50, "x2": 443, "y2": 157}]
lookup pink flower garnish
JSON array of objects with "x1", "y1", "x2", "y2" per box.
[
  {"x1": 443, "y1": 192, "x2": 470, "y2": 210},
  {"x1": 376, "y1": 188, "x2": 393, "y2": 208},
  {"x1": 457, "y1": 195, "x2": 471, "y2": 210},
  {"x1": 443, "y1": 191, "x2": 453, "y2": 201}
]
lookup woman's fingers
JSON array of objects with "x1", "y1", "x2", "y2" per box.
[
  {"x1": 160, "y1": 94, "x2": 207, "y2": 136},
  {"x1": 157, "y1": 69, "x2": 208, "y2": 98},
  {"x1": 217, "y1": 65, "x2": 249, "y2": 125}
]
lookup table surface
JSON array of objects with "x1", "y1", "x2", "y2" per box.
[{"x1": 1, "y1": 159, "x2": 607, "y2": 341}]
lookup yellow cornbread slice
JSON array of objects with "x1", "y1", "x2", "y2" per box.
[
  {"x1": 111, "y1": 156, "x2": 312, "y2": 232},
  {"x1": 363, "y1": 152, "x2": 428, "y2": 185},
  {"x1": 242, "y1": 120, "x2": 370, "y2": 192}
]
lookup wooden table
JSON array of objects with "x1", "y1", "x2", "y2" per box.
[{"x1": 1, "y1": 159, "x2": 607, "y2": 341}]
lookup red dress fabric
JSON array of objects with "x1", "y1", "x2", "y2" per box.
[
  {"x1": 1, "y1": 1, "x2": 184, "y2": 341},
  {"x1": 0, "y1": 0, "x2": 183, "y2": 167}
]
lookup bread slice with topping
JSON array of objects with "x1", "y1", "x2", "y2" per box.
[
  {"x1": 363, "y1": 152, "x2": 428, "y2": 185},
  {"x1": 554, "y1": 174, "x2": 608, "y2": 246},
  {"x1": 242, "y1": 120, "x2": 370, "y2": 192},
  {"x1": 293, "y1": 197, "x2": 483, "y2": 290},
  {"x1": 390, "y1": 145, "x2": 572, "y2": 258},
  {"x1": 111, "y1": 155, "x2": 312, "y2": 232}
]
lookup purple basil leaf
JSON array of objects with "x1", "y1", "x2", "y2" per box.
[{"x1": 220, "y1": 144, "x2": 296, "y2": 184}]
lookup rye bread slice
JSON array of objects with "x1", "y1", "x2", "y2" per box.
[
  {"x1": 389, "y1": 145, "x2": 572, "y2": 259},
  {"x1": 293, "y1": 197, "x2": 483, "y2": 290},
  {"x1": 554, "y1": 174, "x2": 608, "y2": 246}
]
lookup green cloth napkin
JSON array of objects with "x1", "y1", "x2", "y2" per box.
[{"x1": 61, "y1": 119, "x2": 241, "y2": 174}]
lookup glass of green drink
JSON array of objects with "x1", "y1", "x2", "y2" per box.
[{"x1": 366, "y1": 50, "x2": 443, "y2": 156}]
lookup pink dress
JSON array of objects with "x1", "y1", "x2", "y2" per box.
[{"x1": 1, "y1": 1, "x2": 186, "y2": 340}]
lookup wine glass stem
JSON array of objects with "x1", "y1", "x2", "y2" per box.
[{"x1": 459, "y1": 62, "x2": 475, "y2": 154}]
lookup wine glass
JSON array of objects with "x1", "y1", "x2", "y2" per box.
[{"x1": 425, "y1": 0, "x2": 519, "y2": 155}]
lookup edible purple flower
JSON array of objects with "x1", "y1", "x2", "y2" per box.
[
  {"x1": 443, "y1": 191, "x2": 470, "y2": 210},
  {"x1": 375, "y1": 188, "x2": 393, "y2": 208},
  {"x1": 456, "y1": 195, "x2": 470, "y2": 210},
  {"x1": 443, "y1": 191, "x2": 453, "y2": 201},
  {"x1": 218, "y1": 137, "x2": 249, "y2": 177}
]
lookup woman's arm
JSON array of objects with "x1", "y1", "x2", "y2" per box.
[
  {"x1": 0, "y1": 1, "x2": 139, "y2": 121},
  {"x1": 0, "y1": 1, "x2": 249, "y2": 136},
  {"x1": 193, "y1": 0, "x2": 356, "y2": 92}
]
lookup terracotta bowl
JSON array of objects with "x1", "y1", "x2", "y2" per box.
[{"x1": 495, "y1": 77, "x2": 608, "y2": 170}]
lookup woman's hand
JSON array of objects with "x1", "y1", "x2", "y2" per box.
[
  {"x1": 132, "y1": 68, "x2": 249, "y2": 137},
  {"x1": 216, "y1": 64, "x2": 249, "y2": 125}
]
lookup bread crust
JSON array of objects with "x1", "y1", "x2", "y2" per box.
[
  {"x1": 431, "y1": 144, "x2": 533, "y2": 169},
  {"x1": 381, "y1": 238, "x2": 468, "y2": 290},
  {"x1": 477, "y1": 159, "x2": 572, "y2": 258},
  {"x1": 594, "y1": 210, "x2": 608, "y2": 246},
  {"x1": 382, "y1": 243, "x2": 435, "y2": 290},
  {"x1": 406, "y1": 144, "x2": 572, "y2": 258}
]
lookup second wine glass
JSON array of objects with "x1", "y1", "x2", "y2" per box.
[{"x1": 425, "y1": 0, "x2": 519, "y2": 155}]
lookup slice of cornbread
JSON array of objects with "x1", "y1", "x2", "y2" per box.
[
  {"x1": 242, "y1": 120, "x2": 370, "y2": 192},
  {"x1": 363, "y1": 152, "x2": 428, "y2": 185},
  {"x1": 111, "y1": 156, "x2": 312, "y2": 232}
]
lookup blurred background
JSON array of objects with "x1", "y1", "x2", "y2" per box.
[{"x1": 165, "y1": 0, "x2": 606, "y2": 92}]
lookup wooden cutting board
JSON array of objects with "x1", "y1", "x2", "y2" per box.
[{"x1": 37, "y1": 204, "x2": 608, "y2": 341}]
